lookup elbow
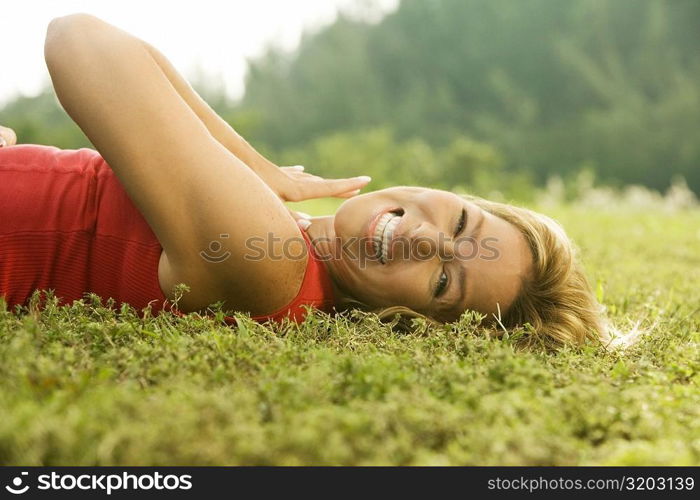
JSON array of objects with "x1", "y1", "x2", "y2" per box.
[
  {"x1": 44, "y1": 14, "x2": 99, "y2": 64},
  {"x1": 47, "y1": 12, "x2": 98, "y2": 33}
]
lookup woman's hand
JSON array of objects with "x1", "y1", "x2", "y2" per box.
[
  {"x1": 273, "y1": 165, "x2": 371, "y2": 202},
  {"x1": 0, "y1": 125, "x2": 17, "y2": 147}
]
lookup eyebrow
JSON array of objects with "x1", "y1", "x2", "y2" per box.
[{"x1": 453, "y1": 210, "x2": 485, "y2": 316}]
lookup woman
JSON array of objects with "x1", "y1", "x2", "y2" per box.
[{"x1": 0, "y1": 14, "x2": 607, "y2": 349}]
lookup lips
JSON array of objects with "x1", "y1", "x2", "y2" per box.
[{"x1": 366, "y1": 207, "x2": 404, "y2": 264}]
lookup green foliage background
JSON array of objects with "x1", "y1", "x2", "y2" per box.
[{"x1": 2, "y1": 0, "x2": 699, "y2": 198}]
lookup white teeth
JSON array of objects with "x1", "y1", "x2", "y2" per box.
[{"x1": 373, "y1": 213, "x2": 402, "y2": 263}]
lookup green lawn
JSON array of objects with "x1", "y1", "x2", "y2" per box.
[{"x1": 0, "y1": 203, "x2": 698, "y2": 465}]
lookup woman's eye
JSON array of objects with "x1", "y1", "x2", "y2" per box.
[
  {"x1": 454, "y1": 208, "x2": 466, "y2": 237},
  {"x1": 434, "y1": 269, "x2": 448, "y2": 297}
]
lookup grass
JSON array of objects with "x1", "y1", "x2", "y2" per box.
[{"x1": 0, "y1": 202, "x2": 698, "y2": 465}]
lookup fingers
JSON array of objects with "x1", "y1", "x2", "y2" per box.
[
  {"x1": 0, "y1": 125, "x2": 17, "y2": 147},
  {"x1": 281, "y1": 170, "x2": 372, "y2": 202},
  {"x1": 281, "y1": 165, "x2": 305, "y2": 172},
  {"x1": 321, "y1": 176, "x2": 371, "y2": 198},
  {"x1": 286, "y1": 208, "x2": 312, "y2": 220},
  {"x1": 285, "y1": 208, "x2": 313, "y2": 230},
  {"x1": 302, "y1": 177, "x2": 369, "y2": 200},
  {"x1": 335, "y1": 189, "x2": 361, "y2": 198}
]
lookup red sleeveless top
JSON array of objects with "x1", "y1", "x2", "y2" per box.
[{"x1": 0, "y1": 145, "x2": 335, "y2": 323}]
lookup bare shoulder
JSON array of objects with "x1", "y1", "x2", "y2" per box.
[{"x1": 158, "y1": 232, "x2": 309, "y2": 316}]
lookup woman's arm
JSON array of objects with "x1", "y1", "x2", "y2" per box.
[
  {"x1": 142, "y1": 40, "x2": 369, "y2": 201},
  {"x1": 44, "y1": 13, "x2": 308, "y2": 315},
  {"x1": 143, "y1": 41, "x2": 276, "y2": 171},
  {"x1": 141, "y1": 41, "x2": 287, "y2": 193}
]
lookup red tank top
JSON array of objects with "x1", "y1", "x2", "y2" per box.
[{"x1": 0, "y1": 145, "x2": 335, "y2": 323}]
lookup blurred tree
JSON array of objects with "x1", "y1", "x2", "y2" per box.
[
  {"x1": 241, "y1": 16, "x2": 384, "y2": 149},
  {"x1": 238, "y1": 0, "x2": 700, "y2": 192}
]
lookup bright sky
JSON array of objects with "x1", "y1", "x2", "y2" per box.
[{"x1": 0, "y1": 0, "x2": 397, "y2": 107}]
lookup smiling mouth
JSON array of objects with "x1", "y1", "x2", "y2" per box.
[{"x1": 369, "y1": 208, "x2": 404, "y2": 264}]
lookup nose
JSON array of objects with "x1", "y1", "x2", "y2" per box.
[{"x1": 403, "y1": 222, "x2": 456, "y2": 262}]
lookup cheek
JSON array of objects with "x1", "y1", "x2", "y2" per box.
[
  {"x1": 354, "y1": 265, "x2": 430, "y2": 309},
  {"x1": 334, "y1": 197, "x2": 360, "y2": 233},
  {"x1": 335, "y1": 193, "x2": 378, "y2": 236}
]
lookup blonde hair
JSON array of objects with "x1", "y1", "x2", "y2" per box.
[
  {"x1": 340, "y1": 195, "x2": 610, "y2": 350},
  {"x1": 467, "y1": 195, "x2": 609, "y2": 349}
]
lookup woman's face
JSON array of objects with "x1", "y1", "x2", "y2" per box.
[{"x1": 327, "y1": 187, "x2": 533, "y2": 322}]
